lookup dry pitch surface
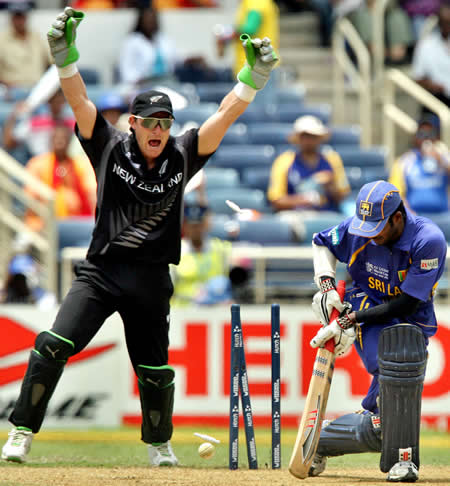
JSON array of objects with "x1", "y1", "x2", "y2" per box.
[
  {"x1": 0, "y1": 428, "x2": 448, "y2": 485},
  {"x1": 1, "y1": 466, "x2": 450, "y2": 486}
]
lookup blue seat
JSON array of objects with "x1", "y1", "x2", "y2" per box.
[
  {"x1": 276, "y1": 86, "x2": 306, "y2": 105},
  {"x1": 0, "y1": 101, "x2": 14, "y2": 126},
  {"x1": 298, "y1": 212, "x2": 344, "y2": 243},
  {"x1": 209, "y1": 214, "x2": 235, "y2": 240},
  {"x1": 274, "y1": 103, "x2": 331, "y2": 124},
  {"x1": 79, "y1": 67, "x2": 100, "y2": 85},
  {"x1": 208, "y1": 145, "x2": 276, "y2": 177},
  {"x1": 337, "y1": 147, "x2": 387, "y2": 168},
  {"x1": 196, "y1": 83, "x2": 234, "y2": 103},
  {"x1": 204, "y1": 167, "x2": 240, "y2": 188},
  {"x1": 58, "y1": 218, "x2": 95, "y2": 250},
  {"x1": 241, "y1": 166, "x2": 272, "y2": 192},
  {"x1": 328, "y1": 126, "x2": 361, "y2": 146},
  {"x1": 237, "y1": 104, "x2": 269, "y2": 123},
  {"x1": 237, "y1": 217, "x2": 295, "y2": 245},
  {"x1": 207, "y1": 188, "x2": 270, "y2": 215},
  {"x1": 221, "y1": 123, "x2": 248, "y2": 145},
  {"x1": 174, "y1": 103, "x2": 218, "y2": 125},
  {"x1": 7, "y1": 87, "x2": 30, "y2": 102},
  {"x1": 86, "y1": 85, "x2": 109, "y2": 105},
  {"x1": 248, "y1": 123, "x2": 292, "y2": 146},
  {"x1": 273, "y1": 144, "x2": 295, "y2": 156},
  {"x1": 346, "y1": 166, "x2": 388, "y2": 190}
]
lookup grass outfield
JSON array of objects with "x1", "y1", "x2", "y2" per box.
[
  {"x1": 0, "y1": 426, "x2": 448, "y2": 468},
  {"x1": 0, "y1": 426, "x2": 449, "y2": 485}
]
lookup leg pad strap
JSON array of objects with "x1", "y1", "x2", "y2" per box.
[{"x1": 137, "y1": 365, "x2": 175, "y2": 444}]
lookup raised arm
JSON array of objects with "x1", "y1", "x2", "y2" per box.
[
  {"x1": 198, "y1": 35, "x2": 278, "y2": 155},
  {"x1": 47, "y1": 8, "x2": 97, "y2": 139}
]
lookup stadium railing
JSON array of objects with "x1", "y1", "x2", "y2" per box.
[
  {"x1": 0, "y1": 148, "x2": 57, "y2": 295},
  {"x1": 332, "y1": 17, "x2": 372, "y2": 147},
  {"x1": 372, "y1": 1, "x2": 438, "y2": 100},
  {"x1": 60, "y1": 245, "x2": 450, "y2": 305},
  {"x1": 382, "y1": 69, "x2": 450, "y2": 169}
]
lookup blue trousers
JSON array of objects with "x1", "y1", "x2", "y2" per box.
[{"x1": 345, "y1": 286, "x2": 429, "y2": 413}]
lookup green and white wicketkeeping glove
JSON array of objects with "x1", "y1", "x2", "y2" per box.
[
  {"x1": 237, "y1": 34, "x2": 279, "y2": 90},
  {"x1": 47, "y1": 7, "x2": 84, "y2": 69}
]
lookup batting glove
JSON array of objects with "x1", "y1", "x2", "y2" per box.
[
  {"x1": 311, "y1": 276, "x2": 347, "y2": 326},
  {"x1": 310, "y1": 316, "x2": 356, "y2": 357},
  {"x1": 237, "y1": 35, "x2": 279, "y2": 90},
  {"x1": 47, "y1": 7, "x2": 84, "y2": 68}
]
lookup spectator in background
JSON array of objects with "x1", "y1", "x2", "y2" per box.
[
  {"x1": 215, "y1": 0, "x2": 279, "y2": 78},
  {"x1": 2, "y1": 89, "x2": 74, "y2": 163},
  {"x1": 411, "y1": 2, "x2": 450, "y2": 110},
  {"x1": 24, "y1": 124, "x2": 96, "y2": 232},
  {"x1": 267, "y1": 115, "x2": 350, "y2": 213},
  {"x1": 0, "y1": 2, "x2": 51, "y2": 92},
  {"x1": 0, "y1": 236, "x2": 56, "y2": 308},
  {"x1": 95, "y1": 91, "x2": 127, "y2": 127},
  {"x1": 389, "y1": 115, "x2": 450, "y2": 214},
  {"x1": 171, "y1": 203, "x2": 232, "y2": 307},
  {"x1": 347, "y1": 0, "x2": 413, "y2": 65},
  {"x1": 400, "y1": 0, "x2": 441, "y2": 41},
  {"x1": 273, "y1": 0, "x2": 337, "y2": 47},
  {"x1": 117, "y1": 6, "x2": 178, "y2": 85}
]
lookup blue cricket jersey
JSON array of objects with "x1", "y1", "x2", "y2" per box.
[{"x1": 313, "y1": 210, "x2": 447, "y2": 337}]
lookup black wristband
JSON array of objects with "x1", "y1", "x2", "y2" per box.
[{"x1": 319, "y1": 276, "x2": 336, "y2": 293}]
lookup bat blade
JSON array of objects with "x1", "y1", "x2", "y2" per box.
[{"x1": 288, "y1": 280, "x2": 346, "y2": 479}]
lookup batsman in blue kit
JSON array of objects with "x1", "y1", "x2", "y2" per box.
[{"x1": 308, "y1": 180, "x2": 447, "y2": 482}]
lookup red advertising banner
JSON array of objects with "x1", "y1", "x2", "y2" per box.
[{"x1": 1, "y1": 305, "x2": 449, "y2": 430}]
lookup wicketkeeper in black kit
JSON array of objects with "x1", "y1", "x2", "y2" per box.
[{"x1": 2, "y1": 7, "x2": 278, "y2": 466}]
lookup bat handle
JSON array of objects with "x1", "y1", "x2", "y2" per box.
[{"x1": 324, "y1": 280, "x2": 346, "y2": 353}]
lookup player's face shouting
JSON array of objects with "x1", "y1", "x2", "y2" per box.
[{"x1": 129, "y1": 112, "x2": 172, "y2": 166}]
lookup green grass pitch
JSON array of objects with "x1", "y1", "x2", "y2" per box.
[{"x1": 0, "y1": 426, "x2": 448, "y2": 469}]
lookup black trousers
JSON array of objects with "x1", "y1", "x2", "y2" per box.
[{"x1": 53, "y1": 258, "x2": 173, "y2": 370}]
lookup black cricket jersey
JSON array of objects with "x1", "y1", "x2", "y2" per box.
[{"x1": 76, "y1": 112, "x2": 212, "y2": 264}]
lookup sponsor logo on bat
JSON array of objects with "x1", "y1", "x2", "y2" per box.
[{"x1": 302, "y1": 395, "x2": 322, "y2": 462}]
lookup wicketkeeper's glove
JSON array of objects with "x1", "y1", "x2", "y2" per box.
[
  {"x1": 47, "y1": 7, "x2": 84, "y2": 68},
  {"x1": 237, "y1": 34, "x2": 279, "y2": 90}
]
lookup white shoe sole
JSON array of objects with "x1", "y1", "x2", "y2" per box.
[{"x1": 2, "y1": 453, "x2": 25, "y2": 463}]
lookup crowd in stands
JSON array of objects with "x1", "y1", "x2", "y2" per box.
[{"x1": 0, "y1": 0, "x2": 449, "y2": 306}]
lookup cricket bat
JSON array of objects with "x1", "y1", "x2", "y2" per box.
[
  {"x1": 23, "y1": 65, "x2": 60, "y2": 115},
  {"x1": 288, "y1": 280, "x2": 346, "y2": 479}
]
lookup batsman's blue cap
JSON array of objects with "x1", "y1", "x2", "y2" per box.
[{"x1": 349, "y1": 180, "x2": 402, "y2": 238}]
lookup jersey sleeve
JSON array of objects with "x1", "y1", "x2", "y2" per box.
[
  {"x1": 313, "y1": 218, "x2": 354, "y2": 263},
  {"x1": 75, "y1": 111, "x2": 119, "y2": 170},
  {"x1": 400, "y1": 229, "x2": 447, "y2": 302},
  {"x1": 323, "y1": 149, "x2": 350, "y2": 196},
  {"x1": 175, "y1": 128, "x2": 214, "y2": 181},
  {"x1": 388, "y1": 158, "x2": 406, "y2": 199},
  {"x1": 267, "y1": 151, "x2": 294, "y2": 202}
]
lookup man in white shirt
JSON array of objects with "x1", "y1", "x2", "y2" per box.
[{"x1": 411, "y1": 2, "x2": 450, "y2": 110}]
